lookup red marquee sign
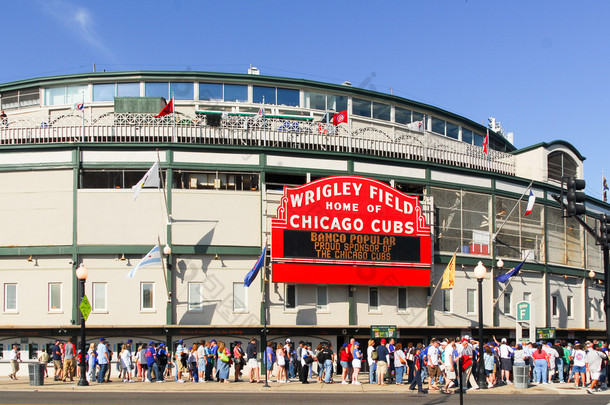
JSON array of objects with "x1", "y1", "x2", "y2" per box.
[{"x1": 271, "y1": 176, "x2": 431, "y2": 286}]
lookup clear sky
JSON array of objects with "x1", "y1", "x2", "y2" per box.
[{"x1": 2, "y1": 0, "x2": 608, "y2": 198}]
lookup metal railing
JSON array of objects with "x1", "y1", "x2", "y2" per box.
[{"x1": 0, "y1": 113, "x2": 515, "y2": 175}]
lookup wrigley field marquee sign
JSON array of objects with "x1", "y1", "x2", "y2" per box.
[{"x1": 271, "y1": 176, "x2": 431, "y2": 286}]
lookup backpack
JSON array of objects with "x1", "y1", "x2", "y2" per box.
[{"x1": 371, "y1": 349, "x2": 379, "y2": 360}]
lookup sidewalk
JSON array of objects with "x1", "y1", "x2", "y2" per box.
[{"x1": 0, "y1": 375, "x2": 606, "y2": 395}]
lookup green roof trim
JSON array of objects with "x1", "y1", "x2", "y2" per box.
[
  {"x1": 512, "y1": 140, "x2": 586, "y2": 161},
  {"x1": 0, "y1": 70, "x2": 514, "y2": 151}
]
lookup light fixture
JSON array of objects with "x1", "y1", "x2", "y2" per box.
[
  {"x1": 27, "y1": 255, "x2": 33, "y2": 262},
  {"x1": 589, "y1": 270, "x2": 596, "y2": 278},
  {"x1": 75, "y1": 263, "x2": 88, "y2": 280},
  {"x1": 214, "y1": 254, "x2": 220, "y2": 260},
  {"x1": 497, "y1": 258, "x2": 504, "y2": 269},
  {"x1": 474, "y1": 261, "x2": 487, "y2": 280},
  {"x1": 163, "y1": 245, "x2": 172, "y2": 256}
]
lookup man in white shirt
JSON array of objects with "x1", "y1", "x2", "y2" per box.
[
  {"x1": 497, "y1": 337, "x2": 514, "y2": 384},
  {"x1": 8, "y1": 345, "x2": 21, "y2": 380},
  {"x1": 427, "y1": 339, "x2": 441, "y2": 390},
  {"x1": 542, "y1": 343, "x2": 559, "y2": 383}
]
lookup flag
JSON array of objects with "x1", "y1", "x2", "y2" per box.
[
  {"x1": 132, "y1": 161, "x2": 160, "y2": 201},
  {"x1": 483, "y1": 129, "x2": 489, "y2": 154},
  {"x1": 441, "y1": 252, "x2": 456, "y2": 289},
  {"x1": 244, "y1": 246, "x2": 266, "y2": 287},
  {"x1": 155, "y1": 98, "x2": 174, "y2": 118},
  {"x1": 333, "y1": 110, "x2": 348, "y2": 125},
  {"x1": 524, "y1": 190, "x2": 536, "y2": 216},
  {"x1": 75, "y1": 102, "x2": 85, "y2": 111},
  {"x1": 406, "y1": 120, "x2": 423, "y2": 132},
  {"x1": 603, "y1": 175, "x2": 609, "y2": 202},
  {"x1": 256, "y1": 105, "x2": 265, "y2": 119},
  {"x1": 495, "y1": 259, "x2": 525, "y2": 283},
  {"x1": 126, "y1": 244, "x2": 162, "y2": 279}
]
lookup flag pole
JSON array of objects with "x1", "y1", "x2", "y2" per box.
[
  {"x1": 262, "y1": 96, "x2": 266, "y2": 147},
  {"x1": 156, "y1": 149, "x2": 172, "y2": 224},
  {"x1": 493, "y1": 253, "x2": 530, "y2": 308},
  {"x1": 171, "y1": 92, "x2": 176, "y2": 143},
  {"x1": 427, "y1": 247, "x2": 459, "y2": 306},
  {"x1": 157, "y1": 234, "x2": 171, "y2": 302},
  {"x1": 492, "y1": 179, "x2": 534, "y2": 242},
  {"x1": 81, "y1": 92, "x2": 85, "y2": 142}
]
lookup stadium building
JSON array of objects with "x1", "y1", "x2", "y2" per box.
[{"x1": 0, "y1": 69, "x2": 606, "y2": 361}]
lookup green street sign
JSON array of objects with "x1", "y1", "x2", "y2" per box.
[
  {"x1": 516, "y1": 301, "x2": 530, "y2": 322},
  {"x1": 80, "y1": 295, "x2": 92, "y2": 322},
  {"x1": 371, "y1": 325, "x2": 398, "y2": 339}
]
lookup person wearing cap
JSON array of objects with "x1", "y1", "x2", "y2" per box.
[
  {"x1": 459, "y1": 338, "x2": 479, "y2": 391},
  {"x1": 492, "y1": 336, "x2": 514, "y2": 385},
  {"x1": 585, "y1": 340, "x2": 607, "y2": 393},
  {"x1": 376, "y1": 339, "x2": 390, "y2": 385},
  {"x1": 145, "y1": 341, "x2": 162, "y2": 383},
  {"x1": 350, "y1": 341, "x2": 362, "y2": 385},
  {"x1": 157, "y1": 343, "x2": 169, "y2": 380},
  {"x1": 96, "y1": 338, "x2": 109, "y2": 383},
  {"x1": 284, "y1": 338, "x2": 295, "y2": 379},
  {"x1": 246, "y1": 338, "x2": 260, "y2": 383}
]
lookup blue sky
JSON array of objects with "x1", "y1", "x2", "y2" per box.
[{"x1": 2, "y1": 0, "x2": 608, "y2": 198}]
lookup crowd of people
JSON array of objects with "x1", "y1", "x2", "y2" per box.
[{"x1": 9, "y1": 335, "x2": 610, "y2": 394}]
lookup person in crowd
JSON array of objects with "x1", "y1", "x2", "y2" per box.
[
  {"x1": 394, "y1": 342, "x2": 406, "y2": 385},
  {"x1": 426, "y1": 338, "x2": 441, "y2": 390},
  {"x1": 585, "y1": 340, "x2": 608, "y2": 393},
  {"x1": 571, "y1": 343, "x2": 587, "y2": 387},
  {"x1": 86, "y1": 342, "x2": 97, "y2": 383},
  {"x1": 8, "y1": 345, "x2": 21, "y2": 380},
  {"x1": 119, "y1": 343, "x2": 133, "y2": 382},
  {"x1": 408, "y1": 347, "x2": 425, "y2": 394},
  {"x1": 276, "y1": 342, "x2": 287, "y2": 383},
  {"x1": 51, "y1": 339, "x2": 63, "y2": 381},
  {"x1": 376, "y1": 339, "x2": 390, "y2": 385},
  {"x1": 351, "y1": 341, "x2": 363, "y2": 385},
  {"x1": 233, "y1": 341, "x2": 244, "y2": 382},
  {"x1": 96, "y1": 338, "x2": 109, "y2": 384},
  {"x1": 157, "y1": 343, "x2": 168, "y2": 380},
  {"x1": 145, "y1": 341, "x2": 162, "y2": 383},
  {"x1": 138, "y1": 343, "x2": 148, "y2": 382},
  {"x1": 483, "y1": 344, "x2": 496, "y2": 388},
  {"x1": 300, "y1": 344, "x2": 311, "y2": 384},
  {"x1": 405, "y1": 342, "x2": 415, "y2": 383},
  {"x1": 61, "y1": 337, "x2": 76, "y2": 382},
  {"x1": 532, "y1": 343, "x2": 549, "y2": 384},
  {"x1": 367, "y1": 339, "x2": 377, "y2": 384},
  {"x1": 543, "y1": 342, "x2": 559, "y2": 383},
  {"x1": 216, "y1": 341, "x2": 231, "y2": 383},
  {"x1": 552, "y1": 340, "x2": 566, "y2": 383},
  {"x1": 339, "y1": 343, "x2": 351, "y2": 384},
  {"x1": 320, "y1": 342, "x2": 334, "y2": 384},
  {"x1": 196, "y1": 340, "x2": 206, "y2": 383},
  {"x1": 459, "y1": 337, "x2": 479, "y2": 391},
  {"x1": 265, "y1": 341, "x2": 275, "y2": 382},
  {"x1": 442, "y1": 341, "x2": 457, "y2": 394},
  {"x1": 246, "y1": 338, "x2": 260, "y2": 383},
  {"x1": 387, "y1": 338, "x2": 396, "y2": 384},
  {"x1": 493, "y1": 336, "x2": 513, "y2": 385},
  {"x1": 284, "y1": 338, "x2": 294, "y2": 379},
  {"x1": 38, "y1": 348, "x2": 50, "y2": 378},
  {"x1": 188, "y1": 345, "x2": 198, "y2": 382}
]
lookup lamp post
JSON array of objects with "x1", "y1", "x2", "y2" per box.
[
  {"x1": 474, "y1": 261, "x2": 487, "y2": 389},
  {"x1": 75, "y1": 263, "x2": 89, "y2": 386}
]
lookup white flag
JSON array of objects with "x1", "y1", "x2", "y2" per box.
[
  {"x1": 126, "y1": 244, "x2": 162, "y2": 279},
  {"x1": 132, "y1": 161, "x2": 160, "y2": 201},
  {"x1": 407, "y1": 120, "x2": 423, "y2": 132}
]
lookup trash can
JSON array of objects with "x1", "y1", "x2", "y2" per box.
[
  {"x1": 513, "y1": 365, "x2": 529, "y2": 389},
  {"x1": 28, "y1": 363, "x2": 44, "y2": 386}
]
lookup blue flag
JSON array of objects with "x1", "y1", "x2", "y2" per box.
[
  {"x1": 244, "y1": 246, "x2": 266, "y2": 287},
  {"x1": 495, "y1": 259, "x2": 525, "y2": 283}
]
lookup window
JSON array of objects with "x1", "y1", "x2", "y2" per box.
[
  {"x1": 92, "y1": 282, "x2": 107, "y2": 311},
  {"x1": 224, "y1": 84, "x2": 247, "y2": 102},
  {"x1": 145, "y1": 82, "x2": 169, "y2": 98},
  {"x1": 80, "y1": 169, "x2": 147, "y2": 189},
  {"x1": 397, "y1": 287, "x2": 408, "y2": 312},
  {"x1": 276, "y1": 88, "x2": 299, "y2": 106},
  {"x1": 44, "y1": 85, "x2": 88, "y2": 106},
  {"x1": 233, "y1": 282, "x2": 247, "y2": 312},
  {"x1": 431, "y1": 117, "x2": 445, "y2": 135},
  {"x1": 93, "y1": 83, "x2": 115, "y2": 101},
  {"x1": 314, "y1": 286, "x2": 328, "y2": 311},
  {"x1": 442, "y1": 289, "x2": 451, "y2": 313},
  {"x1": 199, "y1": 83, "x2": 223, "y2": 101},
  {"x1": 48, "y1": 283, "x2": 61, "y2": 312},
  {"x1": 588, "y1": 298, "x2": 595, "y2": 321},
  {"x1": 467, "y1": 289, "x2": 476, "y2": 314},
  {"x1": 306, "y1": 92, "x2": 326, "y2": 110},
  {"x1": 117, "y1": 83, "x2": 140, "y2": 97},
  {"x1": 503, "y1": 292, "x2": 512, "y2": 315},
  {"x1": 172, "y1": 171, "x2": 259, "y2": 191},
  {"x1": 141, "y1": 283, "x2": 154, "y2": 311},
  {"x1": 474, "y1": 133, "x2": 485, "y2": 147},
  {"x1": 352, "y1": 98, "x2": 371, "y2": 117},
  {"x1": 188, "y1": 282, "x2": 203, "y2": 311},
  {"x1": 462, "y1": 129, "x2": 473, "y2": 144},
  {"x1": 551, "y1": 295, "x2": 559, "y2": 317},
  {"x1": 285, "y1": 285, "x2": 296, "y2": 309},
  {"x1": 1, "y1": 87, "x2": 39, "y2": 110},
  {"x1": 395, "y1": 107, "x2": 411, "y2": 124},
  {"x1": 170, "y1": 82, "x2": 193, "y2": 100},
  {"x1": 253, "y1": 85, "x2": 276, "y2": 104},
  {"x1": 547, "y1": 151, "x2": 578, "y2": 182},
  {"x1": 372, "y1": 102, "x2": 390, "y2": 121},
  {"x1": 327, "y1": 94, "x2": 347, "y2": 111},
  {"x1": 369, "y1": 287, "x2": 379, "y2": 311},
  {"x1": 447, "y1": 122, "x2": 459, "y2": 140},
  {"x1": 567, "y1": 296, "x2": 574, "y2": 318},
  {"x1": 4, "y1": 284, "x2": 17, "y2": 312}
]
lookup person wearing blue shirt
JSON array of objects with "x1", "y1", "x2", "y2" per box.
[
  {"x1": 96, "y1": 338, "x2": 109, "y2": 383},
  {"x1": 145, "y1": 341, "x2": 162, "y2": 383},
  {"x1": 376, "y1": 341, "x2": 390, "y2": 385}
]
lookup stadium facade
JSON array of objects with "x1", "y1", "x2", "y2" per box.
[{"x1": 0, "y1": 70, "x2": 606, "y2": 360}]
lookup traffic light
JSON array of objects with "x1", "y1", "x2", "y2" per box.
[
  {"x1": 566, "y1": 177, "x2": 586, "y2": 216},
  {"x1": 601, "y1": 214, "x2": 609, "y2": 246}
]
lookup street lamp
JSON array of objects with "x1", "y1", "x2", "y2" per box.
[
  {"x1": 75, "y1": 263, "x2": 88, "y2": 386},
  {"x1": 474, "y1": 261, "x2": 487, "y2": 389}
]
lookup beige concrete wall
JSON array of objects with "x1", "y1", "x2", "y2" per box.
[
  {"x1": 0, "y1": 257, "x2": 73, "y2": 327},
  {"x1": 172, "y1": 190, "x2": 261, "y2": 247},
  {"x1": 0, "y1": 170, "x2": 73, "y2": 246},
  {"x1": 77, "y1": 191, "x2": 167, "y2": 245}
]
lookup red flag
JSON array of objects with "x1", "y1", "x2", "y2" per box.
[
  {"x1": 155, "y1": 98, "x2": 174, "y2": 118},
  {"x1": 483, "y1": 129, "x2": 489, "y2": 154},
  {"x1": 333, "y1": 110, "x2": 348, "y2": 125}
]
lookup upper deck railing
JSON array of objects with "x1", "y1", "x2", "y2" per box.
[{"x1": 0, "y1": 112, "x2": 515, "y2": 175}]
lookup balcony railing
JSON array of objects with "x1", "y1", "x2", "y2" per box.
[{"x1": 0, "y1": 112, "x2": 515, "y2": 175}]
